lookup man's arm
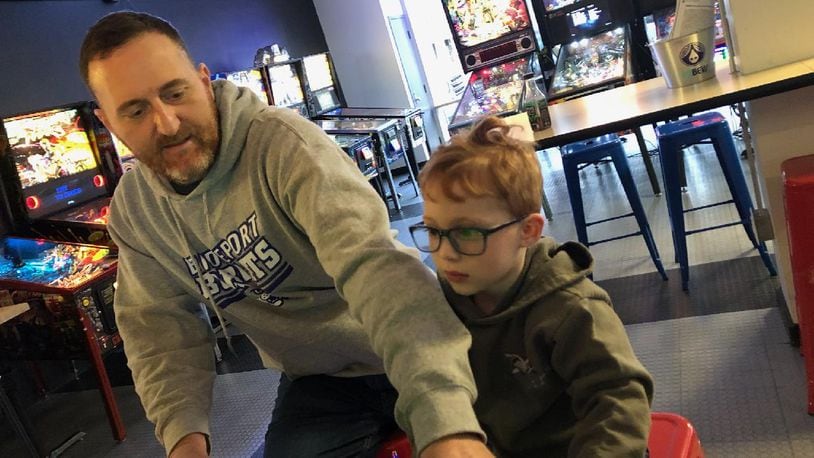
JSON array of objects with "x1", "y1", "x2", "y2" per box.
[
  {"x1": 261, "y1": 113, "x2": 487, "y2": 453},
  {"x1": 109, "y1": 202, "x2": 217, "y2": 455}
]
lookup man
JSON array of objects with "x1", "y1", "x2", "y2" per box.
[{"x1": 80, "y1": 11, "x2": 492, "y2": 458}]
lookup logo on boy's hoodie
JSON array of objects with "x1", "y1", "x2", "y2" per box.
[
  {"x1": 505, "y1": 353, "x2": 548, "y2": 388},
  {"x1": 183, "y1": 212, "x2": 293, "y2": 308}
]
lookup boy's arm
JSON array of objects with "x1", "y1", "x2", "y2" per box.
[{"x1": 548, "y1": 298, "x2": 654, "y2": 458}]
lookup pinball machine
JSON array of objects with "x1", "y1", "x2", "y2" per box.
[
  {"x1": 264, "y1": 60, "x2": 311, "y2": 118},
  {"x1": 0, "y1": 232, "x2": 125, "y2": 441},
  {"x1": 212, "y1": 67, "x2": 272, "y2": 106},
  {"x1": 441, "y1": 0, "x2": 542, "y2": 133},
  {"x1": 301, "y1": 52, "x2": 343, "y2": 118},
  {"x1": 0, "y1": 103, "x2": 122, "y2": 246},
  {"x1": 535, "y1": 0, "x2": 637, "y2": 101}
]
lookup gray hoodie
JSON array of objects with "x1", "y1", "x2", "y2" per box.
[
  {"x1": 108, "y1": 80, "x2": 482, "y2": 454},
  {"x1": 442, "y1": 238, "x2": 653, "y2": 457}
]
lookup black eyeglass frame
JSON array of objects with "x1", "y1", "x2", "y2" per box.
[{"x1": 408, "y1": 215, "x2": 527, "y2": 256}]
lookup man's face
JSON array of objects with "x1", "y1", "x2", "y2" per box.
[{"x1": 88, "y1": 32, "x2": 219, "y2": 185}]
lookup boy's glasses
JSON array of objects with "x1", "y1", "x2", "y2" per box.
[{"x1": 408, "y1": 216, "x2": 527, "y2": 256}]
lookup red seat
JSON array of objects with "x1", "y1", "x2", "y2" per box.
[
  {"x1": 378, "y1": 412, "x2": 703, "y2": 457},
  {"x1": 648, "y1": 412, "x2": 704, "y2": 458},
  {"x1": 376, "y1": 431, "x2": 412, "y2": 458}
]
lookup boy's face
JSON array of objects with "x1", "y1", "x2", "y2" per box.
[{"x1": 422, "y1": 184, "x2": 539, "y2": 307}]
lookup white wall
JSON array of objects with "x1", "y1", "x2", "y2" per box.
[
  {"x1": 724, "y1": 0, "x2": 814, "y2": 74},
  {"x1": 728, "y1": 0, "x2": 814, "y2": 323},
  {"x1": 400, "y1": 0, "x2": 465, "y2": 107},
  {"x1": 313, "y1": 0, "x2": 411, "y2": 107}
]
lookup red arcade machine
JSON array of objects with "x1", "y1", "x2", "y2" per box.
[
  {"x1": 441, "y1": 0, "x2": 541, "y2": 133},
  {"x1": 264, "y1": 60, "x2": 311, "y2": 118},
  {"x1": 212, "y1": 68, "x2": 272, "y2": 105},
  {"x1": 301, "y1": 52, "x2": 343, "y2": 118},
  {"x1": 0, "y1": 103, "x2": 121, "y2": 246}
]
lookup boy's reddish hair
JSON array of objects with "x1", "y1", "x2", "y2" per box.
[{"x1": 419, "y1": 116, "x2": 542, "y2": 217}]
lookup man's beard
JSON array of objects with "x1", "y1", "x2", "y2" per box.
[{"x1": 142, "y1": 96, "x2": 219, "y2": 185}]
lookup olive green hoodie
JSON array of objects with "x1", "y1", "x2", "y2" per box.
[
  {"x1": 108, "y1": 81, "x2": 482, "y2": 454},
  {"x1": 441, "y1": 238, "x2": 653, "y2": 457}
]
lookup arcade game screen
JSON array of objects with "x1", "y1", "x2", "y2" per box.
[
  {"x1": 302, "y1": 54, "x2": 335, "y2": 92},
  {"x1": 450, "y1": 56, "x2": 533, "y2": 127},
  {"x1": 445, "y1": 0, "x2": 531, "y2": 48},
  {"x1": 0, "y1": 237, "x2": 114, "y2": 289},
  {"x1": 111, "y1": 133, "x2": 138, "y2": 174},
  {"x1": 4, "y1": 108, "x2": 98, "y2": 191},
  {"x1": 549, "y1": 27, "x2": 627, "y2": 98},
  {"x1": 543, "y1": 0, "x2": 578, "y2": 12},
  {"x1": 212, "y1": 69, "x2": 270, "y2": 105},
  {"x1": 267, "y1": 63, "x2": 305, "y2": 108}
]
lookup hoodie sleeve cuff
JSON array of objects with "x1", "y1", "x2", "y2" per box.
[
  {"x1": 162, "y1": 410, "x2": 211, "y2": 457},
  {"x1": 405, "y1": 387, "x2": 486, "y2": 454}
]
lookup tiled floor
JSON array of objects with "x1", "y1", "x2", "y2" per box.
[{"x1": 2, "y1": 112, "x2": 812, "y2": 457}]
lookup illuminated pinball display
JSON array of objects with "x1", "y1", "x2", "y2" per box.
[
  {"x1": 5, "y1": 108, "x2": 98, "y2": 191},
  {"x1": 543, "y1": 0, "x2": 578, "y2": 12},
  {"x1": 0, "y1": 237, "x2": 113, "y2": 289},
  {"x1": 445, "y1": 0, "x2": 532, "y2": 48},
  {"x1": 549, "y1": 28, "x2": 627, "y2": 98},
  {"x1": 212, "y1": 69, "x2": 270, "y2": 105},
  {"x1": 449, "y1": 56, "x2": 533, "y2": 129}
]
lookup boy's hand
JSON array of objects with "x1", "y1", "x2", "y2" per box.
[
  {"x1": 420, "y1": 434, "x2": 494, "y2": 458},
  {"x1": 169, "y1": 433, "x2": 208, "y2": 458}
]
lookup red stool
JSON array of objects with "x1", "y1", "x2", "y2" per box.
[
  {"x1": 376, "y1": 431, "x2": 412, "y2": 458},
  {"x1": 782, "y1": 154, "x2": 814, "y2": 415},
  {"x1": 648, "y1": 412, "x2": 704, "y2": 458}
]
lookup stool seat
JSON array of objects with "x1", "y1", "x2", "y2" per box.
[
  {"x1": 648, "y1": 412, "x2": 705, "y2": 458},
  {"x1": 657, "y1": 111, "x2": 727, "y2": 138},
  {"x1": 656, "y1": 112, "x2": 776, "y2": 290},
  {"x1": 561, "y1": 134, "x2": 667, "y2": 280}
]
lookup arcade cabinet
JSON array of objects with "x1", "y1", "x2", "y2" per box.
[
  {"x1": 0, "y1": 103, "x2": 122, "y2": 246},
  {"x1": 301, "y1": 52, "x2": 344, "y2": 118},
  {"x1": 441, "y1": 0, "x2": 542, "y2": 133},
  {"x1": 264, "y1": 60, "x2": 311, "y2": 118},
  {"x1": 212, "y1": 68, "x2": 272, "y2": 105},
  {"x1": 0, "y1": 233, "x2": 125, "y2": 442},
  {"x1": 535, "y1": 0, "x2": 636, "y2": 101}
]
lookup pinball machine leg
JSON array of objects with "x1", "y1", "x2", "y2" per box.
[{"x1": 79, "y1": 310, "x2": 126, "y2": 442}]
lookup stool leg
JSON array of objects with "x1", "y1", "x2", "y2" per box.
[
  {"x1": 562, "y1": 157, "x2": 590, "y2": 247},
  {"x1": 612, "y1": 149, "x2": 668, "y2": 281},
  {"x1": 660, "y1": 137, "x2": 691, "y2": 290},
  {"x1": 634, "y1": 127, "x2": 662, "y2": 195},
  {"x1": 541, "y1": 187, "x2": 554, "y2": 221},
  {"x1": 712, "y1": 128, "x2": 777, "y2": 275}
]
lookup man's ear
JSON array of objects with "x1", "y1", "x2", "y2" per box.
[
  {"x1": 519, "y1": 213, "x2": 545, "y2": 247},
  {"x1": 94, "y1": 107, "x2": 109, "y2": 130},
  {"x1": 198, "y1": 63, "x2": 213, "y2": 90}
]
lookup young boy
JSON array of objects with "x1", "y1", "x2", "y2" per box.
[{"x1": 409, "y1": 116, "x2": 654, "y2": 457}]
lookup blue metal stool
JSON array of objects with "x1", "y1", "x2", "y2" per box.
[
  {"x1": 656, "y1": 112, "x2": 777, "y2": 290},
  {"x1": 561, "y1": 134, "x2": 668, "y2": 280}
]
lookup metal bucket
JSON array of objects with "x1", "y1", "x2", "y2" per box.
[{"x1": 650, "y1": 27, "x2": 717, "y2": 88}]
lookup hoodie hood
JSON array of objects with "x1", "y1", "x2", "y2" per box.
[
  {"x1": 139, "y1": 80, "x2": 268, "y2": 199},
  {"x1": 442, "y1": 237, "x2": 594, "y2": 324}
]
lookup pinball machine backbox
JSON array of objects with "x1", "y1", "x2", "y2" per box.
[{"x1": 0, "y1": 102, "x2": 121, "y2": 245}]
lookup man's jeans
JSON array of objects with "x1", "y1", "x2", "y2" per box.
[{"x1": 264, "y1": 373, "x2": 399, "y2": 457}]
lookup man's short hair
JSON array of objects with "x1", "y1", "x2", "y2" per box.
[
  {"x1": 79, "y1": 11, "x2": 190, "y2": 88},
  {"x1": 418, "y1": 116, "x2": 543, "y2": 217}
]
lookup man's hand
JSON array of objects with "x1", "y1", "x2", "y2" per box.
[
  {"x1": 420, "y1": 434, "x2": 494, "y2": 458},
  {"x1": 169, "y1": 433, "x2": 208, "y2": 458}
]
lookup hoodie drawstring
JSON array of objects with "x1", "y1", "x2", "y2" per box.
[{"x1": 166, "y1": 197, "x2": 237, "y2": 357}]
